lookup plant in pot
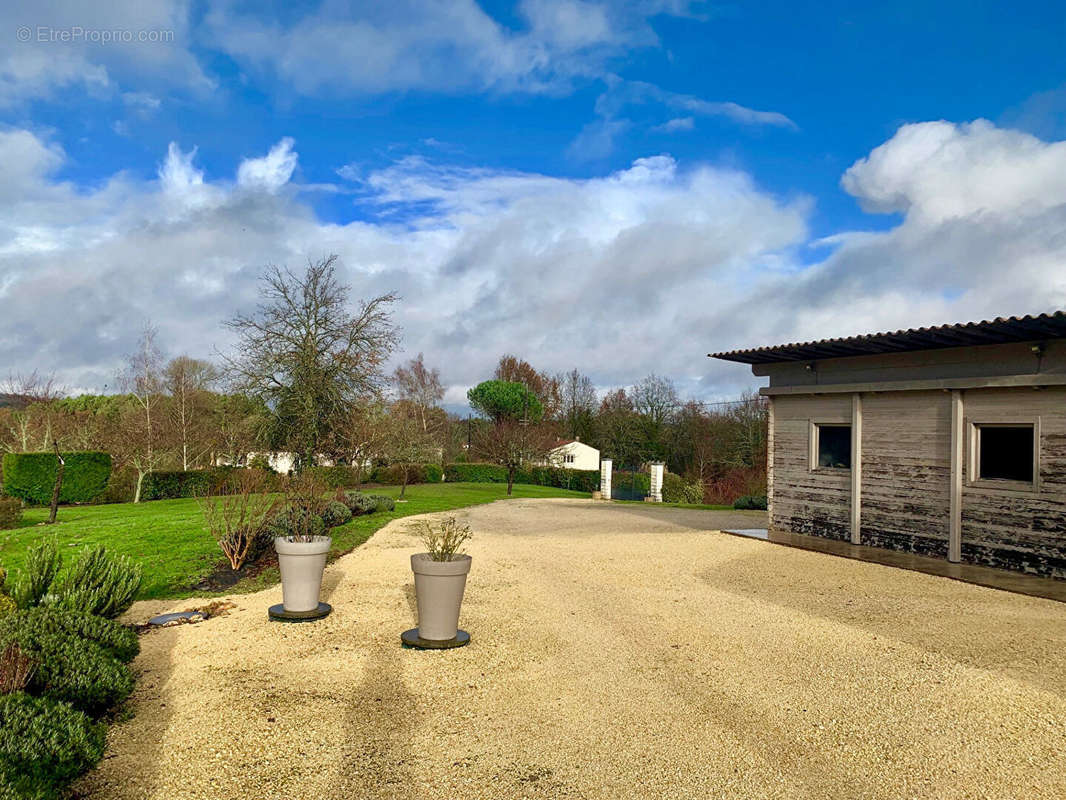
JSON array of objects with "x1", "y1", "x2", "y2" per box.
[
  {"x1": 271, "y1": 473, "x2": 333, "y2": 621},
  {"x1": 404, "y1": 517, "x2": 472, "y2": 649}
]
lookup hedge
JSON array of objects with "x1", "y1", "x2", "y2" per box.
[
  {"x1": 305, "y1": 465, "x2": 364, "y2": 489},
  {"x1": 733, "y1": 495, "x2": 768, "y2": 510},
  {"x1": 443, "y1": 463, "x2": 600, "y2": 493},
  {"x1": 0, "y1": 497, "x2": 20, "y2": 530},
  {"x1": 1, "y1": 452, "x2": 111, "y2": 506},
  {"x1": 370, "y1": 463, "x2": 443, "y2": 485}
]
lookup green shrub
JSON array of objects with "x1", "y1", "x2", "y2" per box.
[
  {"x1": 0, "y1": 498, "x2": 20, "y2": 531},
  {"x1": 424, "y1": 463, "x2": 443, "y2": 483},
  {"x1": 322, "y1": 501, "x2": 353, "y2": 529},
  {"x1": 91, "y1": 466, "x2": 137, "y2": 505},
  {"x1": 0, "y1": 693, "x2": 105, "y2": 800},
  {"x1": 140, "y1": 469, "x2": 222, "y2": 501},
  {"x1": 1, "y1": 452, "x2": 111, "y2": 506},
  {"x1": 247, "y1": 454, "x2": 274, "y2": 472},
  {"x1": 267, "y1": 507, "x2": 325, "y2": 540},
  {"x1": 342, "y1": 491, "x2": 377, "y2": 515},
  {"x1": 305, "y1": 465, "x2": 362, "y2": 489},
  {"x1": 732, "y1": 495, "x2": 768, "y2": 511},
  {"x1": 11, "y1": 540, "x2": 60, "y2": 611},
  {"x1": 444, "y1": 463, "x2": 508, "y2": 483},
  {"x1": 662, "y1": 472, "x2": 704, "y2": 504},
  {"x1": 0, "y1": 570, "x2": 15, "y2": 620},
  {"x1": 0, "y1": 608, "x2": 138, "y2": 664},
  {"x1": 368, "y1": 495, "x2": 395, "y2": 513},
  {"x1": 0, "y1": 611, "x2": 134, "y2": 715},
  {"x1": 51, "y1": 547, "x2": 142, "y2": 620}
]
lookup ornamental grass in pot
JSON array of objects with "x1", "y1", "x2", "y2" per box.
[{"x1": 410, "y1": 517, "x2": 472, "y2": 641}]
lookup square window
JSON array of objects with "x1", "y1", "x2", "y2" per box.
[
  {"x1": 976, "y1": 424, "x2": 1034, "y2": 483},
  {"x1": 817, "y1": 424, "x2": 851, "y2": 469}
]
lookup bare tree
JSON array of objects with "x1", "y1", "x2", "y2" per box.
[
  {"x1": 164, "y1": 356, "x2": 219, "y2": 470},
  {"x1": 223, "y1": 255, "x2": 400, "y2": 469},
  {"x1": 631, "y1": 374, "x2": 679, "y2": 462},
  {"x1": 474, "y1": 419, "x2": 556, "y2": 496},
  {"x1": 119, "y1": 323, "x2": 166, "y2": 502},
  {"x1": 0, "y1": 371, "x2": 63, "y2": 406},
  {"x1": 559, "y1": 368, "x2": 597, "y2": 441},
  {"x1": 381, "y1": 401, "x2": 441, "y2": 497},
  {"x1": 392, "y1": 353, "x2": 444, "y2": 433}
]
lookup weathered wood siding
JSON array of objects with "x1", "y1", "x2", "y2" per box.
[
  {"x1": 859, "y1": 391, "x2": 951, "y2": 557},
  {"x1": 961, "y1": 387, "x2": 1066, "y2": 577},
  {"x1": 770, "y1": 394, "x2": 851, "y2": 540}
]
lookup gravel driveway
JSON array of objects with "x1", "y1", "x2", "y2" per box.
[{"x1": 83, "y1": 498, "x2": 1066, "y2": 799}]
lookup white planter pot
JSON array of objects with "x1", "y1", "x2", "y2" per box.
[
  {"x1": 411, "y1": 553, "x2": 471, "y2": 641},
  {"x1": 275, "y1": 536, "x2": 331, "y2": 612}
]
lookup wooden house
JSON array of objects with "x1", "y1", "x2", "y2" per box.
[{"x1": 712, "y1": 312, "x2": 1066, "y2": 579}]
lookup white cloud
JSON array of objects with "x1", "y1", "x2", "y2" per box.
[
  {"x1": 237, "y1": 138, "x2": 298, "y2": 193},
  {"x1": 2, "y1": 120, "x2": 1066, "y2": 403},
  {"x1": 0, "y1": 0, "x2": 211, "y2": 106},
  {"x1": 653, "y1": 116, "x2": 694, "y2": 133},
  {"x1": 204, "y1": 0, "x2": 695, "y2": 96}
]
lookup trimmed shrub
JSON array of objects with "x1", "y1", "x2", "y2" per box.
[
  {"x1": 1, "y1": 452, "x2": 111, "y2": 506},
  {"x1": 424, "y1": 463, "x2": 444, "y2": 483},
  {"x1": 51, "y1": 547, "x2": 142, "y2": 620},
  {"x1": 0, "y1": 498, "x2": 20, "y2": 531},
  {"x1": 267, "y1": 507, "x2": 325, "y2": 540},
  {"x1": 322, "y1": 501, "x2": 353, "y2": 529},
  {"x1": 368, "y1": 495, "x2": 395, "y2": 513},
  {"x1": 733, "y1": 495, "x2": 768, "y2": 511},
  {"x1": 140, "y1": 469, "x2": 224, "y2": 501},
  {"x1": 92, "y1": 466, "x2": 137, "y2": 505},
  {"x1": 662, "y1": 472, "x2": 704, "y2": 504},
  {"x1": 0, "y1": 610, "x2": 134, "y2": 715},
  {"x1": 305, "y1": 465, "x2": 362, "y2": 489},
  {"x1": 0, "y1": 692, "x2": 106, "y2": 800},
  {"x1": 444, "y1": 463, "x2": 508, "y2": 483},
  {"x1": 342, "y1": 491, "x2": 377, "y2": 516}
]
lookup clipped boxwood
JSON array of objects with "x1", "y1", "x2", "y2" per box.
[
  {"x1": 1, "y1": 452, "x2": 111, "y2": 506},
  {"x1": 0, "y1": 692, "x2": 106, "y2": 800},
  {"x1": 322, "y1": 501, "x2": 353, "y2": 529},
  {"x1": 140, "y1": 469, "x2": 223, "y2": 501},
  {"x1": 0, "y1": 610, "x2": 135, "y2": 715}
]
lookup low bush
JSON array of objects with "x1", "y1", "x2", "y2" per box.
[
  {"x1": 0, "y1": 610, "x2": 134, "y2": 715},
  {"x1": 10, "y1": 540, "x2": 60, "y2": 611},
  {"x1": 1, "y1": 451, "x2": 111, "y2": 506},
  {"x1": 51, "y1": 546, "x2": 142, "y2": 620},
  {"x1": 0, "y1": 692, "x2": 106, "y2": 800},
  {"x1": 322, "y1": 501, "x2": 353, "y2": 529},
  {"x1": 0, "y1": 608, "x2": 138, "y2": 665},
  {"x1": 370, "y1": 463, "x2": 444, "y2": 486},
  {"x1": 733, "y1": 495, "x2": 768, "y2": 511},
  {"x1": 444, "y1": 463, "x2": 508, "y2": 483},
  {"x1": 368, "y1": 495, "x2": 395, "y2": 513},
  {"x1": 662, "y1": 472, "x2": 704, "y2": 504},
  {"x1": 0, "y1": 497, "x2": 20, "y2": 530},
  {"x1": 267, "y1": 507, "x2": 325, "y2": 540},
  {"x1": 342, "y1": 491, "x2": 378, "y2": 516}
]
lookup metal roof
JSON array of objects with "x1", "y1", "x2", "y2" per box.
[{"x1": 709, "y1": 311, "x2": 1066, "y2": 365}]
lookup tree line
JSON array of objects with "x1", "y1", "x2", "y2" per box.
[{"x1": 0, "y1": 256, "x2": 767, "y2": 504}]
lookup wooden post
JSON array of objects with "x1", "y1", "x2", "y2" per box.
[
  {"x1": 850, "y1": 393, "x2": 862, "y2": 545},
  {"x1": 948, "y1": 390, "x2": 963, "y2": 563},
  {"x1": 47, "y1": 441, "x2": 65, "y2": 525}
]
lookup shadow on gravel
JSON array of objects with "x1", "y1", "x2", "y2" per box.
[
  {"x1": 334, "y1": 634, "x2": 419, "y2": 798},
  {"x1": 597, "y1": 503, "x2": 768, "y2": 532}
]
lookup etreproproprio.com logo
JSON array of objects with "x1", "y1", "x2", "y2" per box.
[{"x1": 16, "y1": 26, "x2": 175, "y2": 44}]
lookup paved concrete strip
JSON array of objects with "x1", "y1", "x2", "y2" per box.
[{"x1": 84, "y1": 499, "x2": 1066, "y2": 800}]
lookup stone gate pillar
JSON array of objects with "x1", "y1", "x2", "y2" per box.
[
  {"x1": 649, "y1": 462, "x2": 664, "y2": 503},
  {"x1": 600, "y1": 458, "x2": 612, "y2": 500}
]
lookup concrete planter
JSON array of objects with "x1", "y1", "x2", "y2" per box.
[
  {"x1": 411, "y1": 553, "x2": 471, "y2": 641},
  {"x1": 275, "y1": 536, "x2": 331, "y2": 612}
]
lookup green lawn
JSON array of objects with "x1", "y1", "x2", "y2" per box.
[{"x1": 0, "y1": 483, "x2": 587, "y2": 601}]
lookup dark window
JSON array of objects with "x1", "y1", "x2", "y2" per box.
[
  {"x1": 977, "y1": 425, "x2": 1034, "y2": 483},
  {"x1": 817, "y1": 425, "x2": 851, "y2": 469}
]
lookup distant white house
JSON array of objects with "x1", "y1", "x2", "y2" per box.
[{"x1": 546, "y1": 439, "x2": 600, "y2": 471}]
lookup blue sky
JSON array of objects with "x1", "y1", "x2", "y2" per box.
[{"x1": 2, "y1": 1, "x2": 1066, "y2": 404}]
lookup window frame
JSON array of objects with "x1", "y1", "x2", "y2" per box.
[
  {"x1": 967, "y1": 417, "x2": 1041, "y2": 493},
  {"x1": 809, "y1": 419, "x2": 852, "y2": 473}
]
